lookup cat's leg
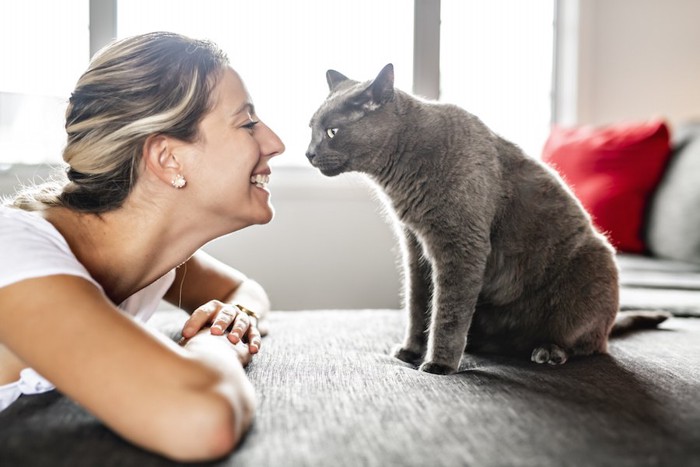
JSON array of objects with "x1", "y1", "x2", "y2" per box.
[
  {"x1": 418, "y1": 233, "x2": 489, "y2": 375},
  {"x1": 392, "y1": 228, "x2": 432, "y2": 366}
]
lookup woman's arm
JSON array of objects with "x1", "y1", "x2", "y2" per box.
[
  {"x1": 0, "y1": 275, "x2": 255, "y2": 462},
  {"x1": 164, "y1": 250, "x2": 270, "y2": 318},
  {"x1": 163, "y1": 251, "x2": 271, "y2": 349}
]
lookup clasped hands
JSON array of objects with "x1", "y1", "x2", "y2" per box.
[{"x1": 179, "y1": 300, "x2": 264, "y2": 363}]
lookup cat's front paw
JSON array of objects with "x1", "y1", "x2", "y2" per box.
[
  {"x1": 418, "y1": 362, "x2": 456, "y2": 375},
  {"x1": 531, "y1": 344, "x2": 568, "y2": 365},
  {"x1": 391, "y1": 345, "x2": 423, "y2": 366}
]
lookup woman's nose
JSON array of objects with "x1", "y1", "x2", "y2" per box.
[{"x1": 259, "y1": 124, "x2": 285, "y2": 159}]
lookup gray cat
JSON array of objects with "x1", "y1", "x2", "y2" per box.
[{"x1": 306, "y1": 64, "x2": 668, "y2": 375}]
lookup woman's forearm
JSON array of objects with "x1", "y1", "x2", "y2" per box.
[{"x1": 164, "y1": 330, "x2": 256, "y2": 460}]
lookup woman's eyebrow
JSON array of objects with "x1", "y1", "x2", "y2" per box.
[{"x1": 231, "y1": 102, "x2": 255, "y2": 118}]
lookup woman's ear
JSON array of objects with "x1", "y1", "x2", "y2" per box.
[{"x1": 142, "y1": 134, "x2": 185, "y2": 188}]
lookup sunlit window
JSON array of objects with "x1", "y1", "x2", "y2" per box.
[
  {"x1": 441, "y1": 0, "x2": 554, "y2": 157},
  {"x1": 0, "y1": 0, "x2": 89, "y2": 165}
]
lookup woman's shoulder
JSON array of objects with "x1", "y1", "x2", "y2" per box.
[
  {"x1": 0, "y1": 204, "x2": 58, "y2": 234},
  {"x1": 0, "y1": 205, "x2": 98, "y2": 289},
  {"x1": 0, "y1": 205, "x2": 69, "y2": 251}
]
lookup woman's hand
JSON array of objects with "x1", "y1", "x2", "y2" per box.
[
  {"x1": 182, "y1": 326, "x2": 255, "y2": 367},
  {"x1": 181, "y1": 300, "x2": 262, "y2": 354}
]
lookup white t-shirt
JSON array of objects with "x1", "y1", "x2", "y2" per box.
[{"x1": 0, "y1": 205, "x2": 176, "y2": 411}]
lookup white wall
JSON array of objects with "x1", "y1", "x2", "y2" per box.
[
  {"x1": 558, "y1": 0, "x2": 700, "y2": 127},
  {"x1": 202, "y1": 168, "x2": 403, "y2": 311}
]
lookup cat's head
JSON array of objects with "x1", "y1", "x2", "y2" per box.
[{"x1": 306, "y1": 63, "x2": 397, "y2": 177}]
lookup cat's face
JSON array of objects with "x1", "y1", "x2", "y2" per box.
[{"x1": 306, "y1": 64, "x2": 395, "y2": 177}]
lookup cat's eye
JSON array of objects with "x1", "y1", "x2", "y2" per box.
[{"x1": 326, "y1": 128, "x2": 338, "y2": 139}]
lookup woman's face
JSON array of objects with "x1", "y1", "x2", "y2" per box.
[{"x1": 185, "y1": 67, "x2": 284, "y2": 229}]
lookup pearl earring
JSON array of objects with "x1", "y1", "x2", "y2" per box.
[{"x1": 171, "y1": 174, "x2": 186, "y2": 189}]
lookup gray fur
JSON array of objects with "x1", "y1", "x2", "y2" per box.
[{"x1": 306, "y1": 64, "x2": 638, "y2": 375}]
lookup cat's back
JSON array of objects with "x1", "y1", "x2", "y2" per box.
[
  {"x1": 393, "y1": 93, "x2": 604, "y2": 253},
  {"x1": 495, "y1": 135, "x2": 593, "y2": 233},
  {"x1": 399, "y1": 93, "x2": 497, "y2": 153},
  {"x1": 394, "y1": 93, "x2": 505, "y2": 192},
  {"x1": 488, "y1": 135, "x2": 615, "y2": 278}
]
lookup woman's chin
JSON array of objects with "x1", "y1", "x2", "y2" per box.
[
  {"x1": 251, "y1": 205, "x2": 275, "y2": 225},
  {"x1": 239, "y1": 189, "x2": 275, "y2": 225},
  {"x1": 256, "y1": 212, "x2": 274, "y2": 225},
  {"x1": 218, "y1": 205, "x2": 274, "y2": 233}
]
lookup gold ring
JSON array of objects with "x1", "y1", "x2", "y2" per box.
[{"x1": 234, "y1": 304, "x2": 259, "y2": 320}]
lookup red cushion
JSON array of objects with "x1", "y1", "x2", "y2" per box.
[{"x1": 542, "y1": 120, "x2": 671, "y2": 253}]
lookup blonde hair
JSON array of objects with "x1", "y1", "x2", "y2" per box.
[{"x1": 10, "y1": 32, "x2": 229, "y2": 212}]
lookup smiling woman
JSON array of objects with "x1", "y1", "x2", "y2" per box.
[
  {"x1": 179, "y1": 67, "x2": 284, "y2": 229},
  {"x1": 0, "y1": 32, "x2": 283, "y2": 461}
]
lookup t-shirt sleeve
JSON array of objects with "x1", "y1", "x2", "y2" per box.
[{"x1": 0, "y1": 208, "x2": 97, "y2": 289}]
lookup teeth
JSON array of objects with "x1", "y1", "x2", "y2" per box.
[{"x1": 250, "y1": 174, "x2": 270, "y2": 188}]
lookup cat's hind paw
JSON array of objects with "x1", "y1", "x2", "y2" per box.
[
  {"x1": 391, "y1": 345, "x2": 423, "y2": 366},
  {"x1": 419, "y1": 362, "x2": 456, "y2": 375},
  {"x1": 531, "y1": 344, "x2": 568, "y2": 365}
]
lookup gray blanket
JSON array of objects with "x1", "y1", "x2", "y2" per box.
[{"x1": 1, "y1": 309, "x2": 699, "y2": 467}]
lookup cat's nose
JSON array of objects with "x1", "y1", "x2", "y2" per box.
[{"x1": 305, "y1": 151, "x2": 315, "y2": 163}]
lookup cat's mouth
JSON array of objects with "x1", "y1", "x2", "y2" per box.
[
  {"x1": 314, "y1": 162, "x2": 347, "y2": 177},
  {"x1": 308, "y1": 154, "x2": 348, "y2": 177},
  {"x1": 250, "y1": 174, "x2": 270, "y2": 188}
]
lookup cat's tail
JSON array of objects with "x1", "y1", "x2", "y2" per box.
[{"x1": 610, "y1": 310, "x2": 672, "y2": 336}]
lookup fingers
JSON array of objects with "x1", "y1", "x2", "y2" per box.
[
  {"x1": 182, "y1": 301, "x2": 262, "y2": 353},
  {"x1": 226, "y1": 312, "x2": 251, "y2": 344},
  {"x1": 181, "y1": 303, "x2": 218, "y2": 338},
  {"x1": 245, "y1": 324, "x2": 262, "y2": 354},
  {"x1": 210, "y1": 305, "x2": 238, "y2": 336}
]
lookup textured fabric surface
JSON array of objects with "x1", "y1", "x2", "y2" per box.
[
  {"x1": 1, "y1": 309, "x2": 699, "y2": 467},
  {"x1": 542, "y1": 120, "x2": 671, "y2": 253},
  {"x1": 618, "y1": 253, "x2": 700, "y2": 316},
  {"x1": 646, "y1": 123, "x2": 700, "y2": 263}
]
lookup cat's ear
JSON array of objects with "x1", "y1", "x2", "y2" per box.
[
  {"x1": 326, "y1": 69, "x2": 349, "y2": 91},
  {"x1": 358, "y1": 63, "x2": 395, "y2": 109},
  {"x1": 370, "y1": 63, "x2": 395, "y2": 103}
]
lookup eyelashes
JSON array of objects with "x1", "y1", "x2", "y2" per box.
[{"x1": 242, "y1": 120, "x2": 259, "y2": 131}]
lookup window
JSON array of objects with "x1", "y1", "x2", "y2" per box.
[
  {"x1": 0, "y1": 0, "x2": 89, "y2": 166},
  {"x1": 0, "y1": 1, "x2": 554, "y2": 166},
  {"x1": 440, "y1": 0, "x2": 554, "y2": 157}
]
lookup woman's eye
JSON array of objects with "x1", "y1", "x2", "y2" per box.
[
  {"x1": 326, "y1": 128, "x2": 338, "y2": 139},
  {"x1": 243, "y1": 120, "x2": 259, "y2": 131}
]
